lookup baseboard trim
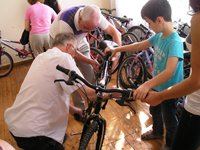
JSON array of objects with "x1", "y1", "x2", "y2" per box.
[{"x1": 14, "y1": 59, "x2": 33, "y2": 67}]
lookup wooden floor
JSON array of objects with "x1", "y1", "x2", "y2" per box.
[{"x1": 0, "y1": 62, "x2": 187, "y2": 150}]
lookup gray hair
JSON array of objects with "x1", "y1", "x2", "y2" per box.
[
  {"x1": 80, "y1": 5, "x2": 101, "y2": 26},
  {"x1": 53, "y1": 33, "x2": 77, "y2": 47}
]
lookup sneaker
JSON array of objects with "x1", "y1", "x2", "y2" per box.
[
  {"x1": 159, "y1": 145, "x2": 170, "y2": 150},
  {"x1": 141, "y1": 130, "x2": 163, "y2": 140}
]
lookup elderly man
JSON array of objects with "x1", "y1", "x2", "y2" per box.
[
  {"x1": 5, "y1": 33, "x2": 118, "y2": 150},
  {"x1": 49, "y1": 5, "x2": 121, "y2": 117}
]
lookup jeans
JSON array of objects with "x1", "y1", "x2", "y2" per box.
[
  {"x1": 10, "y1": 132, "x2": 64, "y2": 150},
  {"x1": 171, "y1": 108, "x2": 200, "y2": 150},
  {"x1": 150, "y1": 98, "x2": 178, "y2": 147}
]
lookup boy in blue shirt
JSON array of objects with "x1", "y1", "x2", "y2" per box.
[{"x1": 105, "y1": 0, "x2": 183, "y2": 149}]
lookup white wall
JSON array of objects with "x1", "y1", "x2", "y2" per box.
[{"x1": 0, "y1": 0, "x2": 111, "y2": 63}]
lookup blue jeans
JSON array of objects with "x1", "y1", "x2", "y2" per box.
[
  {"x1": 171, "y1": 108, "x2": 200, "y2": 150},
  {"x1": 150, "y1": 98, "x2": 178, "y2": 147}
]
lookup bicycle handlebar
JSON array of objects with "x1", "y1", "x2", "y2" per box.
[
  {"x1": 55, "y1": 65, "x2": 136, "y2": 113},
  {"x1": 100, "y1": 8, "x2": 116, "y2": 14}
]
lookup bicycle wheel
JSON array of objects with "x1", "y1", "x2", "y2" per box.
[
  {"x1": 128, "y1": 25, "x2": 147, "y2": 41},
  {"x1": 121, "y1": 32, "x2": 139, "y2": 46},
  {"x1": 183, "y1": 62, "x2": 190, "y2": 79},
  {"x1": 90, "y1": 47, "x2": 105, "y2": 82},
  {"x1": 121, "y1": 32, "x2": 139, "y2": 57},
  {"x1": 0, "y1": 50, "x2": 14, "y2": 78},
  {"x1": 78, "y1": 119, "x2": 106, "y2": 150},
  {"x1": 117, "y1": 54, "x2": 147, "y2": 89}
]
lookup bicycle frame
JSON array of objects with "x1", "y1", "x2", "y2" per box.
[{"x1": 0, "y1": 39, "x2": 33, "y2": 58}]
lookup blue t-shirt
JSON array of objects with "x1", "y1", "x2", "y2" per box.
[{"x1": 149, "y1": 32, "x2": 183, "y2": 92}]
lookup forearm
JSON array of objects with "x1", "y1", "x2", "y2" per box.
[
  {"x1": 74, "y1": 51, "x2": 92, "y2": 64},
  {"x1": 159, "y1": 75, "x2": 200, "y2": 101},
  {"x1": 145, "y1": 69, "x2": 174, "y2": 90}
]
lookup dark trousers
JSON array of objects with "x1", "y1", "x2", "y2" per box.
[
  {"x1": 10, "y1": 132, "x2": 64, "y2": 150},
  {"x1": 171, "y1": 108, "x2": 200, "y2": 150},
  {"x1": 150, "y1": 98, "x2": 178, "y2": 147}
]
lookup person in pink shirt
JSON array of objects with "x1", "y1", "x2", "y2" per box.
[{"x1": 25, "y1": 0, "x2": 57, "y2": 57}]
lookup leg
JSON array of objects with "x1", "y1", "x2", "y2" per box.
[
  {"x1": 171, "y1": 108, "x2": 200, "y2": 150},
  {"x1": 29, "y1": 33, "x2": 45, "y2": 57},
  {"x1": 150, "y1": 104, "x2": 164, "y2": 136},
  {"x1": 141, "y1": 104, "x2": 164, "y2": 140},
  {"x1": 71, "y1": 38, "x2": 95, "y2": 110},
  {"x1": 161, "y1": 98, "x2": 178, "y2": 147},
  {"x1": 43, "y1": 32, "x2": 51, "y2": 51}
]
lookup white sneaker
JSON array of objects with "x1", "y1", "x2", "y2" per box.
[{"x1": 159, "y1": 145, "x2": 170, "y2": 150}]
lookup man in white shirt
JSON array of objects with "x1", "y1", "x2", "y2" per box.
[{"x1": 4, "y1": 33, "x2": 114, "y2": 150}]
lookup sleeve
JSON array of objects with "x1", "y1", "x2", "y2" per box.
[
  {"x1": 51, "y1": 8, "x2": 57, "y2": 20},
  {"x1": 56, "y1": 55, "x2": 85, "y2": 94},
  {"x1": 25, "y1": 8, "x2": 30, "y2": 20},
  {"x1": 98, "y1": 14, "x2": 110, "y2": 30},
  {"x1": 168, "y1": 40, "x2": 184, "y2": 60},
  {"x1": 148, "y1": 33, "x2": 158, "y2": 45}
]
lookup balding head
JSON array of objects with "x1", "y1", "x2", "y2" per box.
[{"x1": 80, "y1": 5, "x2": 101, "y2": 28}]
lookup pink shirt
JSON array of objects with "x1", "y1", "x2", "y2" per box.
[{"x1": 25, "y1": 3, "x2": 56, "y2": 34}]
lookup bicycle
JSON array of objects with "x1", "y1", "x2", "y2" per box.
[
  {"x1": 0, "y1": 31, "x2": 35, "y2": 78},
  {"x1": 100, "y1": 8, "x2": 133, "y2": 35},
  {"x1": 117, "y1": 28, "x2": 155, "y2": 89},
  {"x1": 127, "y1": 23, "x2": 154, "y2": 41},
  {"x1": 55, "y1": 48, "x2": 136, "y2": 149}
]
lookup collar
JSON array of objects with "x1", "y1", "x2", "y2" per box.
[{"x1": 74, "y1": 8, "x2": 83, "y2": 31}]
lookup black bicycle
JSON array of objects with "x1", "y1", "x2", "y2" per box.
[{"x1": 55, "y1": 41, "x2": 136, "y2": 150}]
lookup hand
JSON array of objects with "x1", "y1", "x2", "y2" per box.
[
  {"x1": 90, "y1": 59, "x2": 100, "y2": 73},
  {"x1": 70, "y1": 106, "x2": 83, "y2": 118},
  {"x1": 133, "y1": 84, "x2": 150, "y2": 100},
  {"x1": 109, "y1": 55, "x2": 119, "y2": 73},
  {"x1": 141, "y1": 91, "x2": 163, "y2": 106},
  {"x1": 104, "y1": 47, "x2": 116, "y2": 58}
]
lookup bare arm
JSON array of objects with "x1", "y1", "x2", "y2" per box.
[
  {"x1": 142, "y1": 12, "x2": 200, "y2": 106},
  {"x1": 25, "y1": 20, "x2": 31, "y2": 32},
  {"x1": 103, "y1": 24, "x2": 121, "y2": 46},
  {"x1": 77, "y1": 85, "x2": 121, "y2": 101},
  {"x1": 56, "y1": 0, "x2": 62, "y2": 12},
  {"x1": 74, "y1": 51, "x2": 100, "y2": 72},
  {"x1": 105, "y1": 39, "x2": 153, "y2": 57}
]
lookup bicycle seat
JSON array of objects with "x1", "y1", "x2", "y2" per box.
[
  {"x1": 117, "y1": 17, "x2": 133, "y2": 24},
  {"x1": 99, "y1": 40, "x2": 119, "y2": 51}
]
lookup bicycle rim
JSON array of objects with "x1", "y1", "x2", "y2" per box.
[
  {"x1": 78, "y1": 120, "x2": 106, "y2": 150},
  {"x1": 121, "y1": 32, "x2": 139, "y2": 57},
  {"x1": 0, "y1": 50, "x2": 14, "y2": 78},
  {"x1": 90, "y1": 47, "x2": 105, "y2": 82},
  {"x1": 128, "y1": 26, "x2": 147, "y2": 41},
  {"x1": 117, "y1": 54, "x2": 147, "y2": 89}
]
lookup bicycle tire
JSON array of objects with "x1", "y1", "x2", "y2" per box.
[
  {"x1": 117, "y1": 54, "x2": 147, "y2": 89},
  {"x1": 78, "y1": 120, "x2": 105, "y2": 150},
  {"x1": 121, "y1": 32, "x2": 139, "y2": 46},
  {"x1": 128, "y1": 25, "x2": 147, "y2": 41},
  {"x1": 183, "y1": 62, "x2": 191, "y2": 79},
  {"x1": 0, "y1": 50, "x2": 14, "y2": 78}
]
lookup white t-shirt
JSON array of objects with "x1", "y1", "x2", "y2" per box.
[{"x1": 4, "y1": 47, "x2": 84, "y2": 144}]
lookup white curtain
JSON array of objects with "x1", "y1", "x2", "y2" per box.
[{"x1": 110, "y1": 0, "x2": 192, "y2": 28}]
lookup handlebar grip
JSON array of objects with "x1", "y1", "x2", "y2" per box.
[{"x1": 56, "y1": 65, "x2": 70, "y2": 75}]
